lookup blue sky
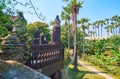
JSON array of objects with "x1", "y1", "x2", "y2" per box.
[
  {"x1": 19, "y1": 0, "x2": 120, "y2": 24},
  {"x1": 79, "y1": 0, "x2": 120, "y2": 22},
  {"x1": 16, "y1": 0, "x2": 120, "y2": 36}
]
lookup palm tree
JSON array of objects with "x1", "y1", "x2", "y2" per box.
[
  {"x1": 105, "y1": 25, "x2": 110, "y2": 36},
  {"x1": 99, "y1": 20, "x2": 106, "y2": 36},
  {"x1": 105, "y1": 18, "x2": 110, "y2": 36},
  {"x1": 70, "y1": 0, "x2": 83, "y2": 70},
  {"x1": 94, "y1": 21, "x2": 100, "y2": 36},
  {"x1": 92, "y1": 22, "x2": 97, "y2": 37},
  {"x1": 111, "y1": 15, "x2": 119, "y2": 35},
  {"x1": 88, "y1": 31, "x2": 94, "y2": 38},
  {"x1": 78, "y1": 18, "x2": 89, "y2": 57},
  {"x1": 109, "y1": 22, "x2": 115, "y2": 35},
  {"x1": 118, "y1": 17, "x2": 120, "y2": 34},
  {"x1": 61, "y1": 5, "x2": 71, "y2": 59},
  {"x1": 78, "y1": 18, "x2": 89, "y2": 35},
  {"x1": 96, "y1": 21, "x2": 100, "y2": 37},
  {"x1": 86, "y1": 23, "x2": 91, "y2": 35}
]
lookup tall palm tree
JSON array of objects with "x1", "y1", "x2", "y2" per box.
[
  {"x1": 96, "y1": 21, "x2": 100, "y2": 37},
  {"x1": 78, "y1": 18, "x2": 89, "y2": 57},
  {"x1": 61, "y1": 5, "x2": 71, "y2": 59},
  {"x1": 105, "y1": 18, "x2": 110, "y2": 36},
  {"x1": 109, "y1": 22, "x2": 115, "y2": 35},
  {"x1": 70, "y1": 0, "x2": 83, "y2": 70},
  {"x1": 78, "y1": 18, "x2": 89, "y2": 35},
  {"x1": 92, "y1": 22, "x2": 97, "y2": 37},
  {"x1": 99, "y1": 20, "x2": 106, "y2": 36},
  {"x1": 94, "y1": 21, "x2": 100, "y2": 36},
  {"x1": 88, "y1": 31, "x2": 94, "y2": 37},
  {"x1": 111, "y1": 15, "x2": 119, "y2": 35},
  {"x1": 118, "y1": 16, "x2": 120, "y2": 34},
  {"x1": 105, "y1": 25, "x2": 110, "y2": 36},
  {"x1": 86, "y1": 23, "x2": 91, "y2": 36}
]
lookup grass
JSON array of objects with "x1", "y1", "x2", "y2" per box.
[
  {"x1": 68, "y1": 64, "x2": 105, "y2": 79},
  {"x1": 62, "y1": 49, "x2": 116, "y2": 79},
  {"x1": 82, "y1": 55, "x2": 120, "y2": 79},
  {"x1": 81, "y1": 60, "x2": 106, "y2": 72},
  {"x1": 62, "y1": 58, "x2": 106, "y2": 79}
]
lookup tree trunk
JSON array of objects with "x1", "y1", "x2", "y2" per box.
[
  {"x1": 93, "y1": 27, "x2": 94, "y2": 37},
  {"x1": 108, "y1": 28, "x2": 110, "y2": 36},
  {"x1": 82, "y1": 25, "x2": 85, "y2": 55},
  {"x1": 88, "y1": 28, "x2": 89, "y2": 36},
  {"x1": 101, "y1": 25, "x2": 103, "y2": 36},
  {"x1": 115, "y1": 26, "x2": 117, "y2": 35},
  {"x1": 119, "y1": 26, "x2": 120, "y2": 34},
  {"x1": 107, "y1": 30, "x2": 109, "y2": 36},
  {"x1": 73, "y1": 11, "x2": 77, "y2": 71},
  {"x1": 95, "y1": 27, "x2": 97, "y2": 36},
  {"x1": 98, "y1": 27, "x2": 100, "y2": 36},
  {"x1": 68, "y1": 19, "x2": 70, "y2": 59},
  {"x1": 113, "y1": 28, "x2": 115, "y2": 35}
]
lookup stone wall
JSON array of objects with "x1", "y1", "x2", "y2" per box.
[{"x1": 0, "y1": 60, "x2": 51, "y2": 79}]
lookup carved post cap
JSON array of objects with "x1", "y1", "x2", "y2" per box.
[
  {"x1": 54, "y1": 15, "x2": 61, "y2": 27},
  {"x1": 33, "y1": 28, "x2": 40, "y2": 45},
  {"x1": 51, "y1": 15, "x2": 61, "y2": 44},
  {"x1": 34, "y1": 28, "x2": 40, "y2": 38}
]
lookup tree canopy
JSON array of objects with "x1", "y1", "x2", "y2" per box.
[{"x1": 26, "y1": 21, "x2": 51, "y2": 42}]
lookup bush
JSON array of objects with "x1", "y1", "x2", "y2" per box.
[{"x1": 83, "y1": 55, "x2": 120, "y2": 75}]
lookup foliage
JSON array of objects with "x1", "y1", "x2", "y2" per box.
[
  {"x1": 83, "y1": 55, "x2": 120, "y2": 76},
  {"x1": 63, "y1": 0, "x2": 69, "y2": 2},
  {"x1": 26, "y1": 21, "x2": 51, "y2": 43},
  {"x1": 0, "y1": 2, "x2": 13, "y2": 37},
  {"x1": 61, "y1": 25, "x2": 83, "y2": 49},
  {"x1": 82, "y1": 35, "x2": 120, "y2": 77},
  {"x1": 0, "y1": 0, "x2": 45, "y2": 38},
  {"x1": 0, "y1": 0, "x2": 44, "y2": 20},
  {"x1": 62, "y1": 54, "x2": 105, "y2": 79},
  {"x1": 0, "y1": 26, "x2": 10, "y2": 37}
]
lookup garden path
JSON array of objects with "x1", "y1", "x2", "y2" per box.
[{"x1": 77, "y1": 57, "x2": 115, "y2": 79}]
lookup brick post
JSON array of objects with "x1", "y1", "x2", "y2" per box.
[
  {"x1": 51, "y1": 15, "x2": 61, "y2": 44},
  {"x1": 33, "y1": 28, "x2": 40, "y2": 45}
]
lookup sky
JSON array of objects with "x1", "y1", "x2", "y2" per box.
[
  {"x1": 16, "y1": 0, "x2": 120, "y2": 35},
  {"x1": 20, "y1": 0, "x2": 120, "y2": 23}
]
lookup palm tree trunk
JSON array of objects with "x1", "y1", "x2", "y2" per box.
[
  {"x1": 107, "y1": 23, "x2": 109, "y2": 36},
  {"x1": 93, "y1": 27, "x2": 94, "y2": 37},
  {"x1": 73, "y1": 11, "x2": 77, "y2": 71},
  {"x1": 108, "y1": 28, "x2": 110, "y2": 36},
  {"x1": 68, "y1": 19, "x2": 70, "y2": 59},
  {"x1": 82, "y1": 26, "x2": 85, "y2": 56},
  {"x1": 101, "y1": 25, "x2": 103, "y2": 36},
  {"x1": 98, "y1": 27, "x2": 100, "y2": 36},
  {"x1": 115, "y1": 26, "x2": 117, "y2": 35},
  {"x1": 88, "y1": 28, "x2": 89, "y2": 36},
  {"x1": 107, "y1": 30, "x2": 109, "y2": 36},
  {"x1": 119, "y1": 26, "x2": 120, "y2": 34},
  {"x1": 82, "y1": 25, "x2": 85, "y2": 55},
  {"x1": 95, "y1": 27, "x2": 97, "y2": 36},
  {"x1": 113, "y1": 28, "x2": 115, "y2": 35},
  {"x1": 107, "y1": 29, "x2": 110, "y2": 36}
]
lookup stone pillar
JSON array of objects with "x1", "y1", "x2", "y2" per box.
[
  {"x1": 51, "y1": 15, "x2": 61, "y2": 44},
  {"x1": 40, "y1": 33, "x2": 45, "y2": 44},
  {"x1": 33, "y1": 28, "x2": 40, "y2": 45}
]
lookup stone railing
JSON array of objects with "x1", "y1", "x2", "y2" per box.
[
  {"x1": 26, "y1": 15, "x2": 64, "y2": 79},
  {"x1": 0, "y1": 15, "x2": 64, "y2": 79},
  {"x1": 26, "y1": 43, "x2": 64, "y2": 76}
]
